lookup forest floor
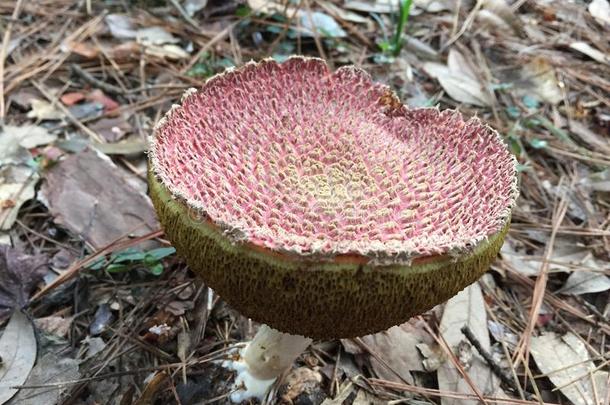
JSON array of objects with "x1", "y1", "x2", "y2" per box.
[{"x1": 0, "y1": 0, "x2": 609, "y2": 404}]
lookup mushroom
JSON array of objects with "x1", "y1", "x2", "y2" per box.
[{"x1": 148, "y1": 57, "x2": 518, "y2": 401}]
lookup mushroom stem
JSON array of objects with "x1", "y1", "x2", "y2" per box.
[
  {"x1": 226, "y1": 324, "x2": 312, "y2": 402},
  {"x1": 243, "y1": 324, "x2": 312, "y2": 380}
]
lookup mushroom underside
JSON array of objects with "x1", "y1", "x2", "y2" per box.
[{"x1": 149, "y1": 172, "x2": 508, "y2": 339}]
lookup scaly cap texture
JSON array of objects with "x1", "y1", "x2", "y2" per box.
[{"x1": 148, "y1": 56, "x2": 518, "y2": 338}]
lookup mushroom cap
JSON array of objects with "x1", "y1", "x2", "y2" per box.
[{"x1": 149, "y1": 57, "x2": 518, "y2": 339}]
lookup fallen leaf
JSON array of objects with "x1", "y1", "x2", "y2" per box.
[
  {"x1": 87, "y1": 89, "x2": 120, "y2": 111},
  {"x1": 0, "y1": 125, "x2": 57, "y2": 165},
  {"x1": 478, "y1": 0, "x2": 524, "y2": 35},
  {"x1": 317, "y1": 0, "x2": 371, "y2": 24},
  {"x1": 437, "y1": 283, "x2": 505, "y2": 405},
  {"x1": 521, "y1": 58, "x2": 562, "y2": 105},
  {"x1": 144, "y1": 44, "x2": 190, "y2": 60},
  {"x1": 68, "y1": 102, "x2": 104, "y2": 120},
  {"x1": 0, "y1": 310, "x2": 37, "y2": 405},
  {"x1": 34, "y1": 315, "x2": 74, "y2": 338},
  {"x1": 26, "y1": 100, "x2": 65, "y2": 121},
  {"x1": 589, "y1": 0, "x2": 610, "y2": 25},
  {"x1": 39, "y1": 149, "x2": 159, "y2": 249},
  {"x1": 105, "y1": 14, "x2": 137, "y2": 39},
  {"x1": 280, "y1": 367, "x2": 323, "y2": 403},
  {"x1": 353, "y1": 389, "x2": 386, "y2": 404},
  {"x1": 531, "y1": 332, "x2": 609, "y2": 405},
  {"x1": 183, "y1": 0, "x2": 208, "y2": 16},
  {"x1": 60, "y1": 92, "x2": 86, "y2": 106},
  {"x1": 89, "y1": 116, "x2": 133, "y2": 143},
  {"x1": 569, "y1": 42, "x2": 610, "y2": 64},
  {"x1": 249, "y1": 0, "x2": 346, "y2": 37},
  {"x1": 357, "y1": 320, "x2": 429, "y2": 384},
  {"x1": 558, "y1": 254, "x2": 610, "y2": 295},
  {"x1": 414, "y1": 0, "x2": 452, "y2": 13},
  {"x1": 423, "y1": 48, "x2": 492, "y2": 106},
  {"x1": 343, "y1": 0, "x2": 399, "y2": 14},
  {"x1": 7, "y1": 351, "x2": 80, "y2": 405},
  {"x1": 0, "y1": 166, "x2": 39, "y2": 231},
  {"x1": 0, "y1": 246, "x2": 47, "y2": 323},
  {"x1": 136, "y1": 27, "x2": 180, "y2": 46},
  {"x1": 299, "y1": 11, "x2": 347, "y2": 38},
  {"x1": 64, "y1": 41, "x2": 99, "y2": 59}
]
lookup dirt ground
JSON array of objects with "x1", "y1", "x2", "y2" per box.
[{"x1": 0, "y1": 0, "x2": 609, "y2": 404}]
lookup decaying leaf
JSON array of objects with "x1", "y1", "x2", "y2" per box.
[
  {"x1": 531, "y1": 332, "x2": 609, "y2": 405},
  {"x1": 0, "y1": 125, "x2": 57, "y2": 165},
  {"x1": 0, "y1": 246, "x2": 47, "y2": 323},
  {"x1": 423, "y1": 49, "x2": 493, "y2": 107},
  {"x1": 478, "y1": 0, "x2": 524, "y2": 35},
  {"x1": 105, "y1": 14, "x2": 137, "y2": 39},
  {"x1": 437, "y1": 283, "x2": 505, "y2": 405},
  {"x1": 357, "y1": 320, "x2": 429, "y2": 384},
  {"x1": 559, "y1": 259, "x2": 610, "y2": 295},
  {"x1": 8, "y1": 351, "x2": 80, "y2": 405},
  {"x1": 521, "y1": 57, "x2": 563, "y2": 105},
  {"x1": 39, "y1": 149, "x2": 159, "y2": 249},
  {"x1": 0, "y1": 310, "x2": 37, "y2": 405}
]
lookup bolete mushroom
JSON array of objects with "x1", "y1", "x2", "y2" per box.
[{"x1": 148, "y1": 57, "x2": 518, "y2": 401}]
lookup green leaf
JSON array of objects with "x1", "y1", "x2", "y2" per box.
[
  {"x1": 146, "y1": 247, "x2": 176, "y2": 261},
  {"x1": 112, "y1": 248, "x2": 146, "y2": 263},
  {"x1": 88, "y1": 257, "x2": 107, "y2": 270},
  {"x1": 107, "y1": 263, "x2": 129, "y2": 273},
  {"x1": 149, "y1": 263, "x2": 164, "y2": 276}
]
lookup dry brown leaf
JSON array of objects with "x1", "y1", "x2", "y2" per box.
[
  {"x1": 358, "y1": 320, "x2": 429, "y2": 384},
  {"x1": 39, "y1": 149, "x2": 159, "y2": 249}
]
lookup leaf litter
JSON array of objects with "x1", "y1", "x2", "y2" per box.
[{"x1": 0, "y1": 0, "x2": 609, "y2": 404}]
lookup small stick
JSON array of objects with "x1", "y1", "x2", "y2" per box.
[
  {"x1": 70, "y1": 64, "x2": 125, "y2": 97},
  {"x1": 460, "y1": 325, "x2": 533, "y2": 399}
]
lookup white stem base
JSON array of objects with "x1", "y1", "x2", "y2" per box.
[{"x1": 223, "y1": 324, "x2": 312, "y2": 402}]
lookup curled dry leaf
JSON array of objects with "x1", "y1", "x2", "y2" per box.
[
  {"x1": 423, "y1": 49, "x2": 492, "y2": 107},
  {"x1": 0, "y1": 310, "x2": 37, "y2": 405}
]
